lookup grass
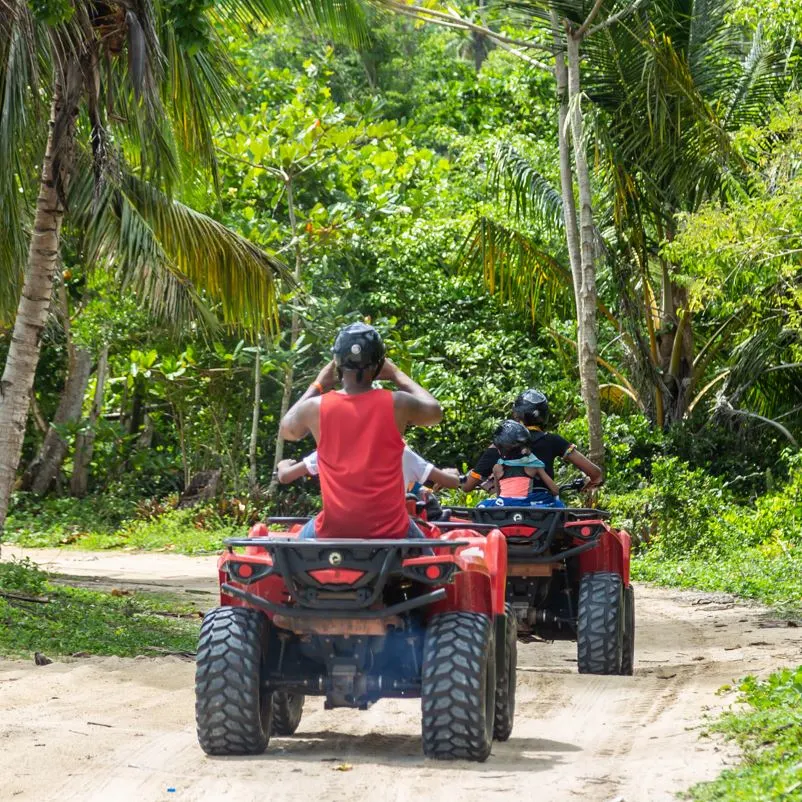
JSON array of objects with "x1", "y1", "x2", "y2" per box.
[
  {"x1": 0, "y1": 558, "x2": 201, "y2": 658},
  {"x1": 5, "y1": 496, "x2": 244, "y2": 554},
  {"x1": 632, "y1": 549, "x2": 802, "y2": 616},
  {"x1": 687, "y1": 667, "x2": 802, "y2": 801}
]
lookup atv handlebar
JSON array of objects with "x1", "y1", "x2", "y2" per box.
[{"x1": 558, "y1": 476, "x2": 589, "y2": 495}]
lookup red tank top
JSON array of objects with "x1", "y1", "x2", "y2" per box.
[{"x1": 315, "y1": 389, "x2": 408, "y2": 539}]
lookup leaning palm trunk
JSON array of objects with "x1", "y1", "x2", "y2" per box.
[
  {"x1": 566, "y1": 32, "x2": 604, "y2": 468},
  {"x1": 26, "y1": 346, "x2": 92, "y2": 495},
  {"x1": 0, "y1": 63, "x2": 82, "y2": 535}
]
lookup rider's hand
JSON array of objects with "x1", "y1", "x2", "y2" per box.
[
  {"x1": 377, "y1": 358, "x2": 401, "y2": 383},
  {"x1": 277, "y1": 459, "x2": 296, "y2": 471},
  {"x1": 315, "y1": 360, "x2": 337, "y2": 392}
]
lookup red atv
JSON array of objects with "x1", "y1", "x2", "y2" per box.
[
  {"x1": 194, "y1": 518, "x2": 515, "y2": 761},
  {"x1": 442, "y1": 479, "x2": 634, "y2": 676}
]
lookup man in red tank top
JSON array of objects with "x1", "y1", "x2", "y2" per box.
[{"x1": 279, "y1": 323, "x2": 442, "y2": 539}]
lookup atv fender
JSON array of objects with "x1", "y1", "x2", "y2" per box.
[
  {"x1": 578, "y1": 527, "x2": 631, "y2": 585},
  {"x1": 429, "y1": 528, "x2": 508, "y2": 617}
]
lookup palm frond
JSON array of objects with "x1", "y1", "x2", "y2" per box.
[
  {"x1": 491, "y1": 141, "x2": 564, "y2": 230},
  {"x1": 70, "y1": 158, "x2": 287, "y2": 332},
  {"x1": 722, "y1": 25, "x2": 788, "y2": 131},
  {"x1": 217, "y1": 0, "x2": 370, "y2": 48},
  {"x1": 460, "y1": 216, "x2": 573, "y2": 325},
  {"x1": 0, "y1": 2, "x2": 44, "y2": 321}
]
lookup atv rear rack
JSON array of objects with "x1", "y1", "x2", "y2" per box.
[
  {"x1": 222, "y1": 538, "x2": 470, "y2": 612},
  {"x1": 447, "y1": 506, "x2": 609, "y2": 561}
]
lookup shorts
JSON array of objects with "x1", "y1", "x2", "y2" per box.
[{"x1": 477, "y1": 492, "x2": 565, "y2": 509}]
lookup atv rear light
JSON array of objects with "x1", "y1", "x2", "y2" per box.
[
  {"x1": 424, "y1": 565, "x2": 441, "y2": 580},
  {"x1": 307, "y1": 568, "x2": 365, "y2": 585},
  {"x1": 226, "y1": 561, "x2": 271, "y2": 584},
  {"x1": 580, "y1": 526, "x2": 592, "y2": 536}
]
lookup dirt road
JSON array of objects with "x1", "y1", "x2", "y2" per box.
[{"x1": 2, "y1": 547, "x2": 801, "y2": 802}]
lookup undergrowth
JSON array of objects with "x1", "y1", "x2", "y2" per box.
[
  {"x1": 688, "y1": 667, "x2": 802, "y2": 801},
  {"x1": 0, "y1": 559, "x2": 200, "y2": 658}
]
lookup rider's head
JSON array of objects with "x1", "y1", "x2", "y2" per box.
[
  {"x1": 492, "y1": 419, "x2": 532, "y2": 458},
  {"x1": 512, "y1": 389, "x2": 550, "y2": 428},
  {"x1": 332, "y1": 322, "x2": 385, "y2": 389}
]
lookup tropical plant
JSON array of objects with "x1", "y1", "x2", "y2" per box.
[
  {"x1": 0, "y1": 0, "x2": 306, "y2": 532},
  {"x1": 463, "y1": 0, "x2": 796, "y2": 436}
]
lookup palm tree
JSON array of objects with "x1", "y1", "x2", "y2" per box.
[
  {"x1": 464, "y1": 0, "x2": 794, "y2": 431},
  {"x1": 0, "y1": 0, "x2": 302, "y2": 531}
]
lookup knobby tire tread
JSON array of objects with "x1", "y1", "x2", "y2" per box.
[
  {"x1": 271, "y1": 692, "x2": 305, "y2": 735},
  {"x1": 421, "y1": 611, "x2": 495, "y2": 762},
  {"x1": 195, "y1": 606, "x2": 272, "y2": 756},
  {"x1": 620, "y1": 585, "x2": 635, "y2": 676},
  {"x1": 577, "y1": 572, "x2": 624, "y2": 675},
  {"x1": 493, "y1": 603, "x2": 517, "y2": 741}
]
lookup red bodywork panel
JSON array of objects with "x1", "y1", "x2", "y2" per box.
[
  {"x1": 218, "y1": 521, "x2": 508, "y2": 618},
  {"x1": 576, "y1": 526, "x2": 631, "y2": 585}
]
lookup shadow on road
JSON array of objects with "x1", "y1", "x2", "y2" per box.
[{"x1": 208, "y1": 731, "x2": 581, "y2": 772}]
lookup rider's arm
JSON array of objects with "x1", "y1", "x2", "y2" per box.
[
  {"x1": 279, "y1": 362, "x2": 336, "y2": 441},
  {"x1": 461, "y1": 446, "x2": 499, "y2": 492},
  {"x1": 381, "y1": 359, "x2": 442, "y2": 428},
  {"x1": 533, "y1": 467, "x2": 560, "y2": 496},
  {"x1": 279, "y1": 397, "x2": 317, "y2": 441},
  {"x1": 428, "y1": 466, "x2": 461, "y2": 490},
  {"x1": 276, "y1": 459, "x2": 310, "y2": 484},
  {"x1": 564, "y1": 448, "x2": 603, "y2": 489}
]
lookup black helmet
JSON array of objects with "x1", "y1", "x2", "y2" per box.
[
  {"x1": 332, "y1": 322, "x2": 385, "y2": 375},
  {"x1": 513, "y1": 389, "x2": 550, "y2": 427},
  {"x1": 492, "y1": 419, "x2": 531, "y2": 452}
]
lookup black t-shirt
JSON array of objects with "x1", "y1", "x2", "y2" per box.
[{"x1": 470, "y1": 431, "x2": 574, "y2": 491}]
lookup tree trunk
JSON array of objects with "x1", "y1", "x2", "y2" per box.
[
  {"x1": 566, "y1": 32, "x2": 605, "y2": 468},
  {"x1": 471, "y1": 0, "x2": 491, "y2": 71},
  {"x1": 551, "y1": 11, "x2": 583, "y2": 317},
  {"x1": 0, "y1": 63, "x2": 82, "y2": 534},
  {"x1": 28, "y1": 347, "x2": 93, "y2": 495},
  {"x1": 248, "y1": 338, "x2": 262, "y2": 491},
  {"x1": 269, "y1": 175, "x2": 303, "y2": 492},
  {"x1": 71, "y1": 345, "x2": 109, "y2": 497}
]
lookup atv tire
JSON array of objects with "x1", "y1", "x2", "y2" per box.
[
  {"x1": 271, "y1": 692, "x2": 305, "y2": 735},
  {"x1": 493, "y1": 604, "x2": 517, "y2": 741},
  {"x1": 620, "y1": 585, "x2": 635, "y2": 676},
  {"x1": 195, "y1": 606, "x2": 273, "y2": 755},
  {"x1": 577, "y1": 572, "x2": 624, "y2": 675},
  {"x1": 421, "y1": 611, "x2": 496, "y2": 762}
]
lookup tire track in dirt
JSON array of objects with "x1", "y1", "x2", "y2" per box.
[{"x1": 2, "y1": 548, "x2": 801, "y2": 802}]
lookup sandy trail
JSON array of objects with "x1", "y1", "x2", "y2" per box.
[{"x1": 2, "y1": 547, "x2": 801, "y2": 802}]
